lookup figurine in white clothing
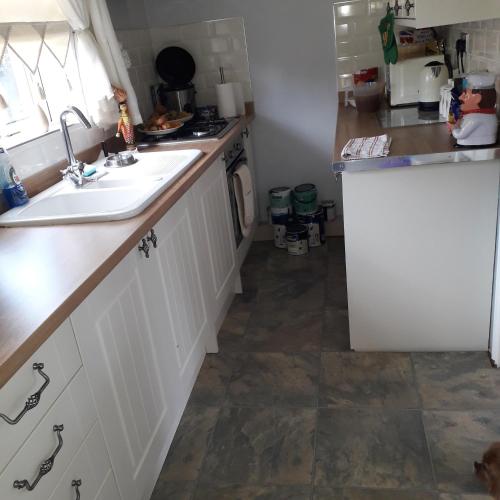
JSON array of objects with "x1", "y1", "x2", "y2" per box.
[{"x1": 452, "y1": 73, "x2": 498, "y2": 147}]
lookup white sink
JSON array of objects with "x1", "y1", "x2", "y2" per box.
[{"x1": 0, "y1": 150, "x2": 203, "y2": 226}]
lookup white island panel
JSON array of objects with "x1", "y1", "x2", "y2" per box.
[{"x1": 343, "y1": 161, "x2": 500, "y2": 351}]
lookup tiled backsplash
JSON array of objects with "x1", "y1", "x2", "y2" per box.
[
  {"x1": 446, "y1": 19, "x2": 500, "y2": 75},
  {"x1": 115, "y1": 28, "x2": 157, "y2": 119},
  {"x1": 334, "y1": 0, "x2": 386, "y2": 90},
  {"x1": 149, "y1": 17, "x2": 252, "y2": 106}
]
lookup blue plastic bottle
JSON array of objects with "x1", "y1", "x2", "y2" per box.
[{"x1": 0, "y1": 147, "x2": 29, "y2": 208}]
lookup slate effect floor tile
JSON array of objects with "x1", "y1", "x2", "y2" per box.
[
  {"x1": 227, "y1": 352, "x2": 319, "y2": 407},
  {"x1": 193, "y1": 483, "x2": 312, "y2": 500},
  {"x1": 412, "y1": 352, "x2": 500, "y2": 410},
  {"x1": 150, "y1": 480, "x2": 196, "y2": 500},
  {"x1": 315, "y1": 408, "x2": 434, "y2": 489},
  {"x1": 149, "y1": 239, "x2": 500, "y2": 499},
  {"x1": 199, "y1": 407, "x2": 316, "y2": 486},
  {"x1": 313, "y1": 487, "x2": 438, "y2": 499},
  {"x1": 320, "y1": 352, "x2": 419, "y2": 408},
  {"x1": 423, "y1": 410, "x2": 500, "y2": 494},
  {"x1": 188, "y1": 354, "x2": 236, "y2": 406},
  {"x1": 243, "y1": 306, "x2": 323, "y2": 352},
  {"x1": 321, "y1": 307, "x2": 351, "y2": 351},
  {"x1": 156, "y1": 405, "x2": 219, "y2": 482}
]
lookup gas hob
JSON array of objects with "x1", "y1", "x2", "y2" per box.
[{"x1": 137, "y1": 117, "x2": 239, "y2": 146}]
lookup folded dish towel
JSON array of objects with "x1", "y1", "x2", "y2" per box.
[
  {"x1": 233, "y1": 163, "x2": 255, "y2": 238},
  {"x1": 341, "y1": 134, "x2": 392, "y2": 160}
]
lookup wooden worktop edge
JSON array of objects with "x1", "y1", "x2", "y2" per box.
[{"x1": 0, "y1": 114, "x2": 254, "y2": 389}]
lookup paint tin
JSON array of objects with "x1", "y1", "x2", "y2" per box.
[
  {"x1": 286, "y1": 223, "x2": 309, "y2": 256},
  {"x1": 293, "y1": 197, "x2": 318, "y2": 216},
  {"x1": 321, "y1": 200, "x2": 336, "y2": 221},
  {"x1": 269, "y1": 186, "x2": 292, "y2": 209},
  {"x1": 293, "y1": 183, "x2": 318, "y2": 203},
  {"x1": 272, "y1": 212, "x2": 290, "y2": 249},
  {"x1": 296, "y1": 209, "x2": 325, "y2": 247}
]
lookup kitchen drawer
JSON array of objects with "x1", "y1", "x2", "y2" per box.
[
  {"x1": 48, "y1": 422, "x2": 113, "y2": 500},
  {"x1": 0, "y1": 368, "x2": 96, "y2": 500},
  {"x1": 94, "y1": 471, "x2": 121, "y2": 500},
  {"x1": 0, "y1": 319, "x2": 82, "y2": 473}
]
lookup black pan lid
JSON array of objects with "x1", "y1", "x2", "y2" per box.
[{"x1": 156, "y1": 46, "x2": 196, "y2": 87}]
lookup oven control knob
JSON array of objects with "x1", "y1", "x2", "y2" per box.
[
  {"x1": 228, "y1": 150, "x2": 234, "y2": 160},
  {"x1": 234, "y1": 142, "x2": 242, "y2": 151}
]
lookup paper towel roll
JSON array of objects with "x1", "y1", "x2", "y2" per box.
[
  {"x1": 216, "y1": 83, "x2": 237, "y2": 118},
  {"x1": 232, "y1": 82, "x2": 245, "y2": 116}
]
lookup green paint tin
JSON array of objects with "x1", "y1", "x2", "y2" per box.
[{"x1": 293, "y1": 183, "x2": 318, "y2": 203}]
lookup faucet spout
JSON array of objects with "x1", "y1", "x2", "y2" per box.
[
  {"x1": 60, "y1": 106, "x2": 91, "y2": 167},
  {"x1": 59, "y1": 107, "x2": 93, "y2": 187}
]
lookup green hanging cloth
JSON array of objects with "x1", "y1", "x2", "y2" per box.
[{"x1": 378, "y1": 10, "x2": 398, "y2": 65}]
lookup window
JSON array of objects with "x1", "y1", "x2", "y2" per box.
[{"x1": 0, "y1": 31, "x2": 85, "y2": 148}]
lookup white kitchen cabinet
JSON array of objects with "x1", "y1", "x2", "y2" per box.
[
  {"x1": 0, "y1": 369, "x2": 96, "y2": 500},
  {"x1": 389, "y1": 0, "x2": 499, "y2": 28},
  {"x1": 191, "y1": 153, "x2": 238, "y2": 332},
  {"x1": 70, "y1": 248, "x2": 181, "y2": 500},
  {"x1": 139, "y1": 190, "x2": 215, "y2": 402},
  {"x1": 48, "y1": 422, "x2": 113, "y2": 500},
  {"x1": 0, "y1": 319, "x2": 81, "y2": 474},
  {"x1": 70, "y1": 170, "x2": 228, "y2": 500}
]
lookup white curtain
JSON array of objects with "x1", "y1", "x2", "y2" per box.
[
  {"x1": 55, "y1": 0, "x2": 142, "y2": 126},
  {"x1": 88, "y1": 0, "x2": 141, "y2": 125}
]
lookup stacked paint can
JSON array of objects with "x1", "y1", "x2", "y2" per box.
[
  {"x1": 269, "y1": 187, "x2": 292, "y2": 248},
  {"x1": 286, "y1": 224, "x2": 309, "y2": 256},
  {"x1": 296, "y1": 209, "x2": 325, "y2": 248},
  {"x1": 293, "y1": 183, "x2": 318, "y2": 216},
  {"x1": 270, "y1": 183, "x2": 326, "y2": 254}
]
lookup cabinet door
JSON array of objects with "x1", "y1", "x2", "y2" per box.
[
  {"x1": 70, "y1": 250, "x2": 178, "y2": 500},
  {"x1": 191, "y1": 154, "x2": 237, "y2": 327},
  {"x1": 140, "y1": 192, "x2": 213, "y2": 404}
]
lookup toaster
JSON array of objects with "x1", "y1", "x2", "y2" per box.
[{"x1": 388, "y1": 54, "x2": 445, "y2": 106}]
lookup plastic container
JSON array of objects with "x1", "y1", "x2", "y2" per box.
[
  {"x1": 0, "y1": 147, "x2": 29, "y2": 208},
  {"x1": 353, "y1": 81, "x2": 384, "y2": 113}
]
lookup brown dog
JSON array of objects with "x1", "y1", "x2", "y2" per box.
[{"x1": 475, "y1": 443, "x2": 500, "y2": 499}]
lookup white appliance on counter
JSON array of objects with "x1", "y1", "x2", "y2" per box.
[{"x1": 388, "y1": 54, "x2": 445, "y2": 106}]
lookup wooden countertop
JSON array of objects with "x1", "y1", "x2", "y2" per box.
[
  {"x1": 333, "y1": 104, "x2": 456, "y2": 162},
  {"x1": 0, "y1": 115, "x2": 253, "y2": 389}
]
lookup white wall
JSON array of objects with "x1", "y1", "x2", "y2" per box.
[{"x1": 108, "y1": 0, "x2": 341, "y2": 220}]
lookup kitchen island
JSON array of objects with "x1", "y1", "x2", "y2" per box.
[{"x1": 333, "y1": 104, "x2": 500, "y2": 355}]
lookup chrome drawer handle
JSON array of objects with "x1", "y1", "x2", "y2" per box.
[
  {"x1": 13, "y1": 425, "x2": 64, "y2": 491},
  {"x1": 138, "y1": 238, "x2": 150, "y2": 258},
  {"x1": 147, "y1": 228, "x2": 158, "y2": 248},
  {"x1": 72, "y1": 479, "x2": 82, "y2": 500},
  {"x1": 0, "y1": 363, "x2": 50, "y2": 425}
]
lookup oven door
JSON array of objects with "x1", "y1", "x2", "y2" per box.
[{"x1": 226, "y1": 155, "x2": 245, "y2": 248}]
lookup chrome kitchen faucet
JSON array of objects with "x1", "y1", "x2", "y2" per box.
[{"x1": 59, "y1": 106, "x2": 92, "y2": 187}]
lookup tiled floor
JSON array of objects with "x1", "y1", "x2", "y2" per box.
[{"x1": 151, "y1": 238, "x2": 499, "y2": 500}]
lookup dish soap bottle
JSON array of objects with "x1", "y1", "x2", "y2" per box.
[{"x1": 0, "y1": 147, "x2": 29, "y2": 208}]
